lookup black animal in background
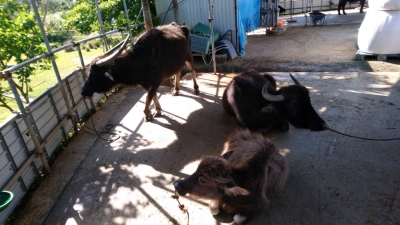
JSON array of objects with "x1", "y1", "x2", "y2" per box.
[
  {"x1": 222, "y1": 69, "x2": 327, "y2": 132},
  {"x1": 81, "y1": 22, "x2": 200, "y2": 121},
  {"x1": 278, "y1": 5, "x2": 286, "y2": 13},
  {"x1": 338, "y1": 0, "x2": 366, "y2": 15}
]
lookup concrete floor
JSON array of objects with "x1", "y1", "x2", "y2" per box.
[
  {"x1": 14, "y1": 8, "x2": 400, "y2": 225},
  {"x1": 16, "y1": 71, "x2": 400, "y2": 225}
]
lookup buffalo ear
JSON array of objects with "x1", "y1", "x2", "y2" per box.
[{"x1": 224, "y1": 186, "x2": 251, "y2": 196}]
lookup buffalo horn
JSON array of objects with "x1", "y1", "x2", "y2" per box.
[
  {"x1": 95, "y1": 34, "x2": 131, "y2": 66},
  {"x1": 290, "y1": 74, "x2": 302, "y2": 85},
  {"x1": 262, "y1": 81, "x2": 284, "y2": 102}
]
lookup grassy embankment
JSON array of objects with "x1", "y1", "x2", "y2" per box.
[{"x1": 0, "y1": 47, "x2": 104, "y2": 124}]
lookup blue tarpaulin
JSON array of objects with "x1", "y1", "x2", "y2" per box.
[{"x1": 237, "y1": 0, "x2": 260, "y2": 57}]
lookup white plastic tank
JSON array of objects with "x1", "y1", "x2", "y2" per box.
[{"x1": 357, "y1": 0, "x2": 400, "y2": 54}]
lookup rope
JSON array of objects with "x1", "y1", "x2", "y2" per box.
[
  {"x1": 327, "y1": 127, "x2": 400, "y2": 141},
  {"x1": 82, "y1": 99, "x2": 120, "y2": 142},
  {"x1": 171, "y1": 187, "x2": 190, "y2": 225}
]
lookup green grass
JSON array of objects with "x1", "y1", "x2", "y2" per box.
[{"x1": 0, "y1": 47, "x2": 104, "y2": 124}]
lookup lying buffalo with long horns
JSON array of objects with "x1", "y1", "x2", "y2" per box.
[
  {"x1": 222, "y1": 69, "x2": 327, "y2": 132},
  {"x1": 174, "y1": 129, "x2": 289, "y2": 224},
  {"x1": 81, "y1": 22, "x2": 199, "y2": 121}
]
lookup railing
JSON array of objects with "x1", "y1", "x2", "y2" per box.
[{"x1": 0, "y1": 0, "x2": 143, "y2": 223}]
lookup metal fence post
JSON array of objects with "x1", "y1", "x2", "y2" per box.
[
  {"x1": 29, "y1": 0, "x2": 77, "y2": 132},
  {"x1": 75, "y1": 43, "x2": 97, "y2": 110},
  {"x1": 5, "y1": 71, "x2": 51, "y2": 174},
  {"x1": 207, "y1": 0, "x2": 216, "y2": 74},
  {"x1": 95, "y1": 0, "x2": 109, "y2": 51},
  {"x1": 122, "y1": 0, "x2": 134, "y2": 46}
]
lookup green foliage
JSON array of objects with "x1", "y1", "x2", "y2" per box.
[
  {"x1": 47, "y1": 30, "x2": 73, "y2": 43},
  {"x1": 0, "y1": 0, "x2": 50, "y2": 111},
  {"x1": 64, "y1": 0, "x2": 159, "y2": 35}
]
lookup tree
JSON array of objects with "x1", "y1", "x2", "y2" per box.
[
  {"x1": 141, "y1": 0, "x2": 153, "y2": 30},
  {"x1": 0, "y1": 0, "x2": 49, "y2": 112},
  {"x1": 172, "y1": 0, "x2": 180, "y2": 24},
  {"x1": 64, "y1": 0, "x2": 159, "y2": 35}
]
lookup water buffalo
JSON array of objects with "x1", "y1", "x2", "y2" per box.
[
  {"x1": 338, "y1": 0, "x2": 366, "y2": 15},
  {"x1": 81, "y1": 22, "x2": 200, "y2": 121},
  {"x1": 222, "y1": 69, "x2": 327, "y2": 132},
  {"x1": 173, "y1": 129, "x2": 289, "y2": 224}
]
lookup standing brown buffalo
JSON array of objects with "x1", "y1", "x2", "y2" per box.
[{"x1": 81, "y1": 22, "x2": 199, "y2": 121}]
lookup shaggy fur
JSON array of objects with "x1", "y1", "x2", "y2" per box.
[{"x1": 174, "y1": 129, "x2": 289, "y2": 224}]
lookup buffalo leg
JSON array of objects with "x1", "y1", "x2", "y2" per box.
[
  {"x1": 359, "y1": 0, "x2": 365, "y2": 13},
  {"x1": 338, "y1": 0, "x2": 347, "y2": 15},
  {"x1": 144, "y1": 86, "x2": 160, "y2": 121},
  {"x1": 152, "y1": 95, "x2": 162, "y2": 117},
  {"x1": 185, "y1": 60, "x2": 200, "y2": 95},
  {"x1": 172, "y1": 70, "x2": 181, "y2": 96}
]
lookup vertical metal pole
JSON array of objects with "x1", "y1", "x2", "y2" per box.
[
  {"x1": 122, "y1": 0, "x2": 134, "y2": 46},
  {"x1": 6, "y1": 73, "x2": 51, "y2": 173},
  {"x1": 304, "y1": 0, "x2": 308, "y2": 26},
  {"x1": 76, "y1": 45, "x2": 96, "y2": 110},
  {"x1": 287, "y1": 0, "x2": 297, "y2": 23},
  {"x1": 29, "y1": 0, "x2": 77, "y2": 131},
  {"x1": 208, "y1": 0, "x2": 216, "y2": 74},
  {"x1": 95, "y1": 0, "x2": 109, "y2": 51}
]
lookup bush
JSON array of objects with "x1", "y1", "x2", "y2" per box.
[
  {"x1": 47, "y1": 31, "x2": 73, "y2": 44},
  {"x1": 93, "y1": 39, "x2": 101, "y2": 48},
  {"x1": 64, "y1": 47, "x2": 75, "y2": 52}
]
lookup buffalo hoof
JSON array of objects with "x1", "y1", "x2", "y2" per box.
[
  {"x1": 144, "y1": 113, "x2": 154, "y2": 122},
  {"x1": 172, "y1": 90, "x2": 180, "y2": 96},
  {"x1": 153, "y1": 111, "x2": 162, "y2": 117},
  {"x1": 209, "y1": 200, "x2": 220, "y2": 215},
  {"x1": 233, "y1": 214, "x2": 247, "y2": 225},
  {"x1": 276, "y1": 122, "x2": 289, "y2": 132},
  {"x1": 194, "y1": 88, "x2": 200, "y2": 95}
]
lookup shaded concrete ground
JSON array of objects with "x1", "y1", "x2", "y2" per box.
[
  {"x1": 14, "y1": 8, "x2": 400, "y2": 225},
  {"x1": 16, "y1": 71, "x2": 400, "y2": 225}
]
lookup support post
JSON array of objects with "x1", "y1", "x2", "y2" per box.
[
  {"x1": 29, "y1": 0, "x2": 77, "y2": 132},
  {"x1": 75, "y1": 44, "x2": 96, "y2": 110},
  {"x1": 287, "y1": 0, "x2": 297, "y2": 23},
  {"x1": 6, "y1": 72, "x2": 51, "y2": 174},
  {"x1": 95, "y1": 0, "x2": 109, "y2": 51},
  {"x1": 208, "y1": 0, "x2": 216, "y2": 74},
  {"x1": 122, "y1": 0, "x2": 134, "y2": 46}
]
